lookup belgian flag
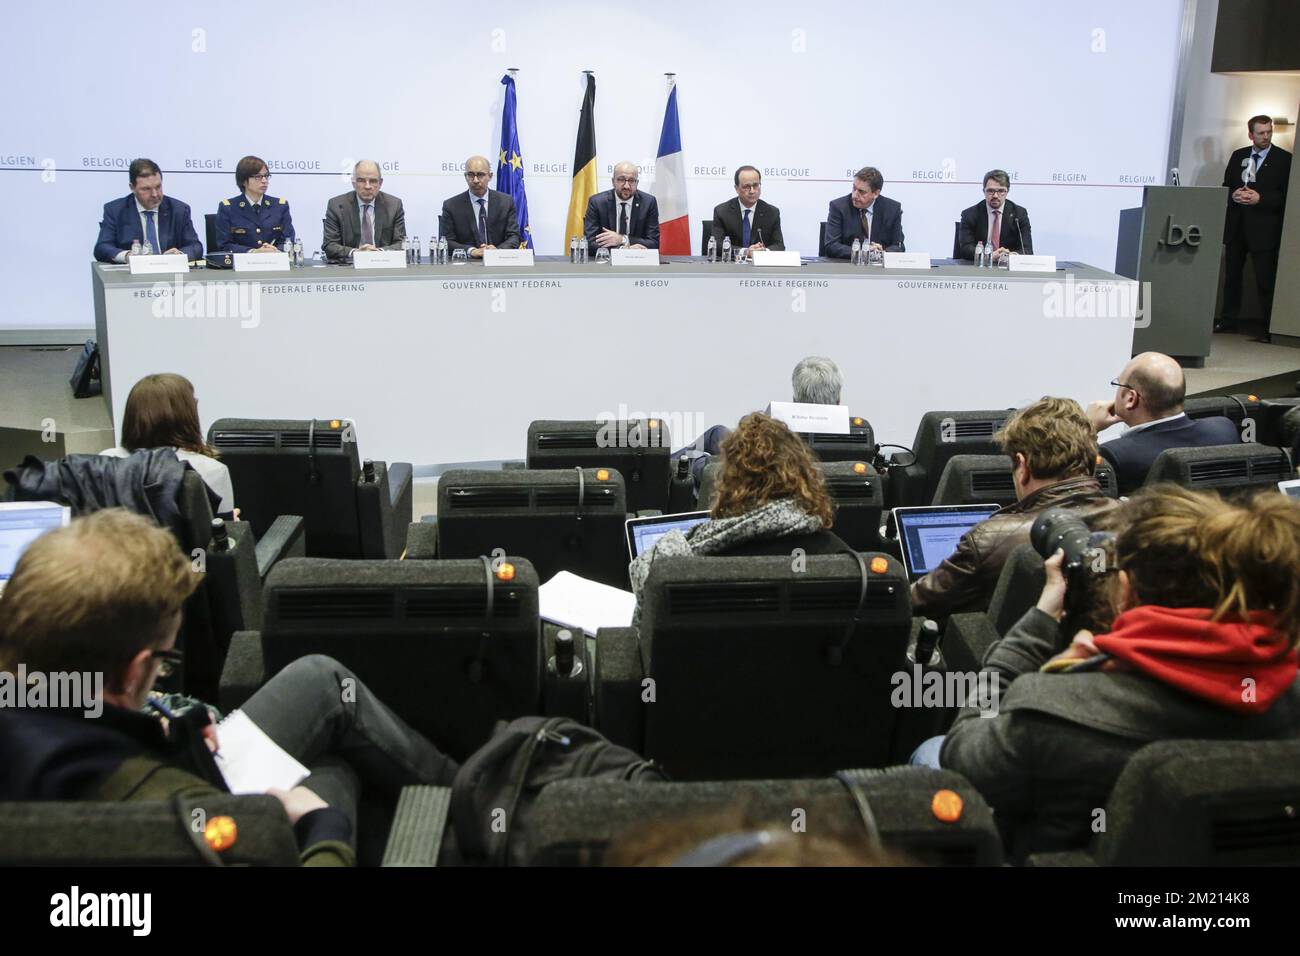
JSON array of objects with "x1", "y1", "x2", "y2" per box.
[{"x1": 564, "y1": 73, "x2": 597, "y2": 247}]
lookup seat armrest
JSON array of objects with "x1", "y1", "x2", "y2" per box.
[
  {"x1": 501, "y1": 460, "x2": 527, "y2": 471},
  {"x1": 255, "y1": 515, "x2": 305, "y2": 578},
  {"x1": 388, "y1": 461, "x2": 413, "y2": 532},
  {"x1": 594, "y1": 626, "x2": 645, "y2": 751},
  {"x1": 206, "y1": 521, "x2": 262, "y2": 634},
  {"x1": 219, "y1": 630, "x2": 265, "y2": 713},
  {"x1": 542, "y1": 622, "x2": 592, "y2": 723},
  {"x1": 404, "y1": 519, "x2": 438, "y2": 559},
  {"x1": 941, "y1": 612, "x2": 1000, "y2": 673},
  {"x1": 382, "y1": 785, "x2": 452, "y2": 867}
]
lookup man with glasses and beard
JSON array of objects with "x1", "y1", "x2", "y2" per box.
[{"x1": 956, "y1": 169, "x2": 1032, "y2": 263}]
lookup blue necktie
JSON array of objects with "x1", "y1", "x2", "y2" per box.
[
  {"x1": 143, "y1": 209, "x2": 160, "y2": 253},
  {"x1": 742, "y1": 207, "x2": 751, "y2": 247},
  {"x1": 476, "y1": 199, "x2": 487, "y2": 245}
]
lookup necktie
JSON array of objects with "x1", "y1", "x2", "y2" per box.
[
  {"x1": 742, "y1": 207, "x2": 752, "y2": 247},
  {"x1": 362, "y1": 204, "x2": 374, "y2": 246},
  {"x1": 860, "y1": 209, "x2": 870, "y2": 244},
  {"x1": 143, "y1": 209, "x2": 160, "y2": 253},
  {"x1": 1249, "y1": 152, "x2": 1260, "y2": 182},
  {"x1": 477, "y1": 199, "x2": 487, "y2": 245},
  {"x1": 989, "y1": 209, "x2": 1001, "y2": 249},
  {"x1": 618, "y1": 202, "x2": 629, "y2": 236}
]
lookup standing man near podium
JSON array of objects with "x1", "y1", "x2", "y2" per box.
[
  {"x1": 711, "y1": 166, "x2": 784, "y2": 255},
  {"x1": 1216, "y1": 115, "x2": 1292, "y2": 343},
  {"x1": 440, "y1": 155, "x2": 520, "y2": 258},
  {"x1": 956, "y1": 170, "x2": 1032, "y2": 262},
  {"x1": 322, "y1": 159, "x2": 406, "y2": 262}
]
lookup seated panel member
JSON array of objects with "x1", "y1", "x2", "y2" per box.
[
  {"x1": 824, "y1": 166, "x2": 904, "y2": 258},
  {"x1": 584, "y1": 161, "x2": 660, "y2": 249},
  {"x1": 94, "y1": 158, "x2": 203, "y2": 263},
  {"x1": 322, "y1": 159, "x2": 406, "y2": 261},
  {"x1": 711, "y1": 166, "x2": 784, "y2": 254},
  {"x1": 216, "y1": 155, "x2": 295, "y2": 254},
  {"x1": 957, "y1": 169, "x2": 1032, "y2": 261},
  {"x1": 439, "y1": 155, "x2": 521, "y2": 258}
]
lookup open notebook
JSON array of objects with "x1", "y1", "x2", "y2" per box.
[{"x1": 213, "y1": 710, "x2": 310, "y2": 794}]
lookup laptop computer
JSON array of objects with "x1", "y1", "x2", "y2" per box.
[
  {"x1": 0, "y1": 501, "x2": 72, "y2": 595},
  {"x1": 1279, "y1": 478, "x2": 1300, "y2": 501},
  {"x1": 625, "y1": 511, "x2": 710, "y2": 560},
  {"x1": 892, "y1": 504, "x2": 1000, "y2": 583}
]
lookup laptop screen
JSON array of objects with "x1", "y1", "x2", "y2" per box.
[
  {"x1": 894, "y1": 505, "x2": 1000, "y2": 580},
  {"x1": 625, "y1": 511, "x2": 710, "y2": 559},
  {"x1": 0, "y1": 502, "x2": 71, "y2": 583}
]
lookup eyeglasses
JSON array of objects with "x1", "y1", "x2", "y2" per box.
[
  {"x1": 984, "y1": 187, "x2": 1008, "y2": 196},
  {"x1": 615, "y1": 176, "x2": 639, "y2": 185},
  {"x1": 465, "y1": 171, "x2": 490, "y2": 180},
  {"x1": 1110, "y1": 379, "x2": 1141, "y2": 400},
  {"x1": 151, "y1": 648, "x2": 184, "y2": 679},
  {"x1": 354, "y1": 177, "x2": 381, "y2": 185},
  {"x1": 251, "y1": 173, "x2": 271, "y2": 182}
]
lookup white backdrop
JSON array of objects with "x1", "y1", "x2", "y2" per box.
[{"x1": 3, "y1": 0, "x2": 1184, "y2": 332}]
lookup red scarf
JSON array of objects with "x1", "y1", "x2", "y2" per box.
[{"x1": 1090, "y1": 605, "x2": 1297, "y2": 714}]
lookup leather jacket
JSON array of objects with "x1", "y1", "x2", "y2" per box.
[{"x1": 910, "y1": 475, "x2": 1119, "y2": 619}]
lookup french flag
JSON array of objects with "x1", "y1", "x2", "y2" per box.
[{"x1": 655, "y1": 81, "x2": 690, "y2": 255}]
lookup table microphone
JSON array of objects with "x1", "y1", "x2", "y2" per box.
[{"x1": 1012, "y1": 213, "x2": 1029, "y2": 255}]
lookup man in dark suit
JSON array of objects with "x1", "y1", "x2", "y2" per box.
[
  {"x1": 956, "y1": 169, "x2": 1032, "y2": 262},
  {"x1": 94, "y1": 158, "x2": 203, "y2": 263},
  {"x1": 711, "y1": 166, "x2": 784, "y2": 255},
  {"x1": 1216, "y1": 115, "x2": 1292, "y2": 342},
  {"x1": 1088, "y1": 351, "x2": 1240, "y2": 494},
  {"x1": 439, "y1": 154, "x2": 520, "y2": 258},
  {"x1": 584, "y1": 161, "x2": 660, "y2": 249},
  {"x1": 824, "y1": 166, "x2": 904, "y2": 258},
  {"x1": 322, "y1": 159, "x2": 406, "y2": 261}
]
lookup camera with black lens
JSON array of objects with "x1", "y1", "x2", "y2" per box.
[{"x1": 1030, "y1": 508, "x2": 1117, "y2": 633}]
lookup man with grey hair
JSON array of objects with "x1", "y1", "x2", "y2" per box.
[
  {"x1": 440, "y1": 154, "x2": 521, "y2": 258},
  {"x1": 792, "y1": 356, "x2": 842, "y2": 405},
  {"x1": 584, "y1": 161, "x2": 660, "y2": 249},
  {"x1": 322, "y1": 159, "x2": 407, "y2": 261}
]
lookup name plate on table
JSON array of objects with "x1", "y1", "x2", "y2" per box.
[
  {"x1": 751, "y1": 250, "x2": 801, "y2": 267},
  {"x1": 353, "y1": 250, "x2": 407, "y2": 269},
  {"x1": 765, "y1": 401, "x2": 850, "y2": 435},
  {"x1": 1008, "y1": 254, "x2": 1058, "y2": 273},
  {"x1": 483, "y1": 248, "x2": 535, "y2": 267},
  {"x1": 883, "y1": 252, "x2": 932, "y2": 270},
  {"x1": 232, "y1": 252, "x2": 291, "y2": 273},
  {"x1": 128, "y1": 254, "x2": 190, "y2": 275},
  {"x1": 610, "y1": 248, "x2": 659, "y2": 266}
]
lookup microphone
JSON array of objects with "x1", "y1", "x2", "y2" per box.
[
  {"x1": 1012, "y1": 212, "x2": 1029, "y2": 255},
  {"x1": 1170, "y1": 167, "x2": 1180, "y2": 186}
]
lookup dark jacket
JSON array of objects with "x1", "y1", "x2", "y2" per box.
[
  {"x1": 941, "y1": 607, "x2": 1300, "y2": 861},
  {"x1": 1222, "y1": 144, "x2": 1291, "y2": 250},
  {"x1": 439, "y1": 188, "x2": 521, "y2": 253},
  {"x1": 956, "y1": 198, "x2": 1032, "y2": 260},
  {"x1": 0, "y1": 704, "x2": 353, "y2": 865},
  {"x1": 1099, "y1": 414, "x2": 1240, "y2": 495},
  {"x1": 711, "y1": 198, "x2": 784, "y2": 251},
  {"x1": 4, "y1": 449, "x2": 193, "y2": 534},
  {"x1": 94, "y1": 194, "x2": 204, "y2": 263},
  {"x1": 910, "y1": 475, "x2": 1119, "y2": 619},
  {"x1": 322, "y1": 190, "x2": 406, "y2": 260},
  {"x1": 584, "y1": 189, "x2": 660, "y2": 248},
  {"x1": 712, "y1": 529, "x2": 853, "y2": 558},
  {"x1": 824, "y1": 193, "x2": 904, "y2": 258}
]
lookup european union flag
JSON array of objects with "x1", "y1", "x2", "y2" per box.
[{"x1": 496, "y1": 74, "x2": 531, "y2": 249}]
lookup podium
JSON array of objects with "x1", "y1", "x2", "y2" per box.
[{"x1": 1115, "y1": 185, "x2": 1226, "y2": 366}]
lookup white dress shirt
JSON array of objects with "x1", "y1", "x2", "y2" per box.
[
  {"x1": 1121, "y1": 411, "x2": 1187, "y2": 437},
  {"x1": 113, "y1": 198, "x2": 167, "y2": 263}
]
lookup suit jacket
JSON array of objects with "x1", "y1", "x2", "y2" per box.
[
  {"x1": 440, "y1": 189, "x2": 521, "y2": 253},
  {"x1": 583, "y1": 189, "x2": 660, "y2": 248},
  {"x1": 824, "y1": 193, "x2": 904, "y2": 258},
  {"x1": 957, "y1": 199, "x2": 1032, "y2": 260},
  {"x1": 1099, "y1": 415, "x2": 1241, "y2": 495},
  {"x1": 322, "y1": 191, "x2": 406, "y2": 260},
  {"x1": 1222, "y1": 144, "x2": 1292, "y2": 250},
  {"x1": 216, "y1": 194, "x2": 295, "y2": 253},
  {"x1": 711, "y1": 198, "x2": 784, "y2": 251},
  {"x1": 94, "y1": 195, "x2": 203, "y2": 262}
]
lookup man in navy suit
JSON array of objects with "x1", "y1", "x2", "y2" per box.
[
  {"x1": 94, "y1": 158, "x2": 203, "y2": 263},
  {"x1": 439, "y1": 154, "x2": 520, "y2": 258},
  {"x1": 1088, "y1": 352, "x2": 1240, "y2": 495},
  {"x1": 824, "y1": 166, "x2": 904, "y2": 258},
  {"x1": 956, "y1": 169, "x2": 1032, "y2": 262},
  {"x1": 584, "y1": 161, "x2": 660, "y2": 249}
]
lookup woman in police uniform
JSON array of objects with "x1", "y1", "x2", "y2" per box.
[{"x1": 216, "y1": 155, "x2": 295, "y2": 252}]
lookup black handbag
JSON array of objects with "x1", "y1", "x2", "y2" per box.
[{"x1": 69, "y1": 339, "x2": 101, "y2": 398}]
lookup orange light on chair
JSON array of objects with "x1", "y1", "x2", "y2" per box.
[
  {"x1": 931, "y1": 790, "x2": 963, "y2": 823},
  {"x1": 595, "y1": 469, "x2": 610, "y2": 481},
  {"x1": 495, "y1": 562, "x2": 516, "y2": 582},
  {"x1": 1248, "y1": 394, "x2": 1258, "y2": 402},
  {"x1": 869, "y1": 556, "x2": 889, "y2": 574},
  {"x1": 205, "y1": 816, "x2": 238, "y2": 852},
  {"x1": 853, "y1": 462, "x2": 868, "y2": 475},
  {"x1": 1096, "y1": 454, "x2": 1103, "y2": 466},
  {"x1": 852, "y1": 417, "x2": 864, "y2": 426},
  {"x1": 329, "y1": 420, "x2": 341, "y2": 429}
]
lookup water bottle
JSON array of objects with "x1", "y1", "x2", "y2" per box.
[
  {"x1": 579, "y1": 236, "x2": 589, "y2": 264},
  {"x1": 850, "y1": 237, "x2": 862, "y2": 266},
  {"x1": 974, "y1": 241, "x2": 984, "y2": 268},
  {"x1": 721, "y1": 236, "x2": 732, "y2": 263},
  {"x1": 621, "y1": 234, "x2": 630, "y2": 249},
  {"x1": 569, "y1": 235, "x2": 577, "y2": 263},
  {"x1": 706, "y1": 235, "x2": 717, "y2": 262},
  {"x1": 438, "y1": 236, "x2": 448, "y2": 264},
  {"x1": 402, "y1": 237, "x2": 411, "y2": 264},
  {"x1": 984, "y1": 243, "x2": 994, "y2": 269},
  {"x1": 412, "y1": 236, "x2": 421, "y2": 265},
  {"x1": 130, "y1": 239, "x2": 141, "y2": 257},
  {"x1": 294, "y1": 238, "x2": 304, "y2": 267},
  {"x1": 141, "y1": 240, "x2": 153, "y2": 256},
  {"x1": 428, "y1": 237, "x2": 437, "y2": 266}
]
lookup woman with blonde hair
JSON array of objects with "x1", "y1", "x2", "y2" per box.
[{"x1": 100, "y1": 373, "x2": 235, "y2": 515}]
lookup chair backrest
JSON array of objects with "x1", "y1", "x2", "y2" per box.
[
  {"x1": 1183, "y1": 395, "x2": 1260, "y2": 434},
  {"x1": 985, "y1": 543, "x2": 1045, "y2": 636},
  {"x1": 1144, "y1": 442, "x2": 1292, "y2": 496},
  {"x1": 208, "y1": 418, "x2": 363, "y2": 557},
  {"x1": 888, "y1": 409, "x2": 1011, "y2": 508},
  {"x1": 1094, "y1": 739, "x2": 1300, "y2": 865},
  {"x1": 436, "y1": 468, "x2": 630, "y2": 588},
  {"x1": 952, "y1": 221, "x2": 961, "y2": 259},
  {"x1": 638, "y1": 554, "x2": 912, "y2": 779},
  {"x1": 801, "y1": 416, "x2": 876, "y2": 463},
  {"x1": 818, "y1": 221, "x2": 828, "y2": 257},
  {"x1": 0, "y1": 796, "x2": 299, "y2": 866},
  {"x1": 204, "y1": 213, "x2": 219, "y2": 254},
  {"x1": 520, "y1": 768, "x2": 1002, "y2": 866},
  {"x1": 930, "y1": 454, "x2": 1016, "y2": 507},
  {"x1": 526, "y1": 419, "x2": 671, "y2": 514},
  {"x1": 1094, "y1": 457, "x2": 1119, "y2": 497},
  {"x1": 700, "y1": 219, "x2": 714, "y2": 256},
  {"x1": 260, "y1": 557, "x2": 542, "y2": 759}
]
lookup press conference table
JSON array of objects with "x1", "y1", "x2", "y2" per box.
[{"x1": 92, "y1": 257, "x2": 1137, "y2": 467}]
